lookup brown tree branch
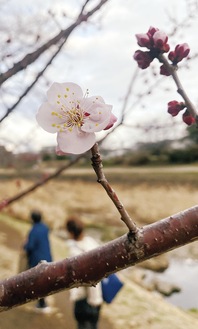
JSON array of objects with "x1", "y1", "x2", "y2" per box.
[
  {"x1": 0, "y1": 0, "x2": 109, "y2": 86},
  {"x1": 91, "y1": 143, "x2": 138, "y2": 233},
  {"x1": 0, "y1": 205, "x2": 197, "y2": 311}
]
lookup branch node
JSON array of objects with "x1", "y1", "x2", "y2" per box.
[{"x1": 127, "y1": 229, "x2": 139, "y2": 243}]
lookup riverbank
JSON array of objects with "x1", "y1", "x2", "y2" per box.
[{"x1": 0, "y1": 214, "x2": 198, "y2": 329}]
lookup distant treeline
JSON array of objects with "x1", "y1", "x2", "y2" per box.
[
  {"x1": 102, "y1": 145, "x2": 198, "y2": 166},
  {"x1": 41, "y1": 144, "x2": 198, "y2": 167}
]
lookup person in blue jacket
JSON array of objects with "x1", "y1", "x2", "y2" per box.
[{"x1": 24, "y1": 210, "x2": 52, "y2": 310}]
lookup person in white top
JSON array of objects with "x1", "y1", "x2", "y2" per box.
[{"x1": 66, "y1": 216, "x2": 103, "y2": 329}]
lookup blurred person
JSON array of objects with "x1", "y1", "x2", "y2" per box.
[
  {"x1": 24, "y1": 210, "x2": 52, "y2": 311},
  {"x1": 66, "y1": 216, "x2": 103, "y2": 329}
]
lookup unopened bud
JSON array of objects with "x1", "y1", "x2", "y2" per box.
[
  {"x1": 182, "y1": 110, "x2": 195, "y2": 125},
  {"x1": 168, "y1": 43, "x2": 190, "y2": 64},
  {"x1": 167, "y1": 100, "x2": 185, "y2": 116},
  {"x1": 153, "y1": 30, "x2": 169, "y2": 52},
  {"x1": 160, "y1": 64, "x2": 171, "y2": 76},
  {"x1": 133, "y1": 50, "x2": 153, "y2": 69},
  {"x1": 135, "y1": 33, "x2": 151, "y2": 48}
]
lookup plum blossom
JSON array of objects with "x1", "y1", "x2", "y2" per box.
[{"x1": 36, "y1": 82, "x2": 117, "y2": 154}]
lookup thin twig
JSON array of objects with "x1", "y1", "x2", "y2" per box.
[
  {"x1": 0, "y1": 154, "x2": 83, "y2": 210},
  {"x1": 0, "y1": 39, "x2": 66, "y2": 123},
  {"x1": 158, "y1": 53, "x2": 198, "y2": 124},
  {"x1": 0, "y1": 0, "x2": 109, "y2": 86},
  {"x1": 91, "y1": 143, "x2": 138, "y2": 234}
]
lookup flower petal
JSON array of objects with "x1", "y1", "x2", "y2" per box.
[
  {"x1": 84, "y1": 95, "x2": 105, "y2": 108},
  {"x1": 47, "y1": 82, "x2": 83, "y2": 106},
  {"x1": 37, "y1": 81, "x2": 114, "y2": 154},
  {"x1": 104, "y1": 113, "x2": 117, "y2": 130},
  {"x1": 82, "y1": 105, "x2": 112, "y2": 132},
  {"x1": 36, "y1": 102, "x2": 62, "y2": 133},
  {"x1": 57, "y1": 128, "x2": 96, "y2": 154}
]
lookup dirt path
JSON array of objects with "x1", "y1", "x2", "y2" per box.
[{"x1": 0, "y1": 220, "x2": 113, "y2": 329}]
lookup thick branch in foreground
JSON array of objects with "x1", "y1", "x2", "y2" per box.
[{"x1": 0, "y1": 205, "x2": 197, "y2": 311}]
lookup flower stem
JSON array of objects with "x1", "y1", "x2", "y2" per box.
[
  {"x1": 158, "y1": 53, "x2": 198, "y2": 124},
  {"x1": 91, "y1": 143, "x2": 138, "y2": 234}
]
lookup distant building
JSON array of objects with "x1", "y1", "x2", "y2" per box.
[
  {"x1": 0, "y1": 145, "x2": 14, "y2": 168},
  {"x1": 14, "y1": 152, "x2": 41, "y2": 168},
  {"x1": 40, "y1": 146, "x2": 57, "y2": 161}
]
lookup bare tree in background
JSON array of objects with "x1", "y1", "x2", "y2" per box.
[
  {"x1": 0, "y1": 0, "x2": 198, "y2": 151},
  {"x1": 0, "y1": 0, "x2": 110, "y2": 123}
]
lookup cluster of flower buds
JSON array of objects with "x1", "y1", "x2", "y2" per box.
[
  {"x1": 168, "y1": 100, "x2": 195, "y2": 126},
  {"x1": 133, "y1": 26, "x2": 190, "y2": 74},
  {"x1": 133, "y1": 26, "x2": 195, "y2": 125},
  {"x1": 134, "y1": 26, "x2": 169, "y2": 70}
]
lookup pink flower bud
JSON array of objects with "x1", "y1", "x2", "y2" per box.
[
  {"x1": 133, "y1": 50, "x2": 153, "y2": 69},
  {"x1": 135, "y1": 33, "x2": 151, "y2": 48},
  {"x1": 153, "y1": 30, "x2": 169, "y2": 52},
  {"x1": 168, "y1": 50, "x2": 176, "y2": 62},
  {"x1": 169, "y1": 43, "x2": 190, "y2": 64},
  {"x1": 0, "y1": 199, "x2": 8, "y2": 210},
  {"x1": 147, "y1": 26, "x2": 159, "y2": 38},
  {"x1": 167, "y1": 100, "x2": 185, "y2": 116},
  {"x1": 104, "y1": 113, "x2": 117, "y2": 130},
  {"x1": 182, "y1": 110, "x2": 196, "y2": 125},
  {"x1": 163, "y1": 43, "x2": 170, "y2": 53},
  {"x1": 160, "y1": 64, "x2": 171, "y2": 76}
]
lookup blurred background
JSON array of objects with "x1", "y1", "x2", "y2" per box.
[{"x1": 0, "y1": 1, "x2": 198, "y2": 328}]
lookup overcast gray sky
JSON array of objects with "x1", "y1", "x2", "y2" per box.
[{"x1": 0, "y1": 0, "x2": 198, "y2": 153}]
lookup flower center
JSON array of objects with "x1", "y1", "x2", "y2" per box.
[
  {"x1": 51, "y1": 88, "x2": 95, "y2": 132},
  {"x1": 64, "y1": 105, "x2": 87, "y2": 129},
  {"x1": 51, "y1": 102, "x2": 89, "y2": 132},
  {"x1": 50, "y1": 87, "x2": 92, "y2": 132}
]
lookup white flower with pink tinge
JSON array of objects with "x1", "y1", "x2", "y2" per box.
[{"x1": 36, "y1": 82, "x2": 117, "y2": 154}]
